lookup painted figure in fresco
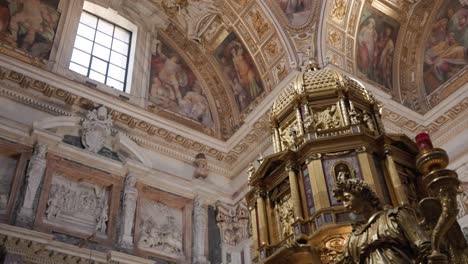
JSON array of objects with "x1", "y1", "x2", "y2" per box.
[
  {"x1": 149, "y1": 38, "x2": 214, "y2": 127},
  {"x1": 230, "y1": 42, "x2": 261, "y2": 99},
  {"x1": 6, "y1": 0, "x2": 59, "y2": 58},
  {"x1": 216, "y1": 33, "x2": 264, "y2": 111},
  {"x1": 376, "y1": 27, "x2": 395, "y2": 89},
  {"x1": 179, "y1": 80, "x2": 213, "y2": 127},
  {"x1": 357, "y1": 18, "x2": 377, "y2": 77},
  {"x1": 277, "y1": 0, "x2": 312, "y2": 25},
  {"x1": 423, "y1": 2, "x2": 468, "y2": 94},
  {"x1": 0, "y1": 1, "x2": 9, "y2": 34},
  {"x1": 332, "y1": 178, "x2": 431, "y2": 263}
]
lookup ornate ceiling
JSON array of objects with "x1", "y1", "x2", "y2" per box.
[
  {"x1": 87, "y1": 0, "x2": 467, "y2": 141},
  {"x1": 0, "y1": 0, "x2": 465, "y2": 179}
]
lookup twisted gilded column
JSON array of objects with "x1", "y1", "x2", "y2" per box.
[
  {"x1": 286, "y1": 162, "x2": 303, "y2": 220},
  {"x1": 255, "y1": 188, "x2": 269, "y2": 246}
]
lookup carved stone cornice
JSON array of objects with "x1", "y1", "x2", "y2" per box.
[{"x1": 0, "y1": 224, "x2": 153, "y2": 264}]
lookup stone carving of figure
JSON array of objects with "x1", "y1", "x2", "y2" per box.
[
  {"x1": 193, "y1": 153, "x2": 209, "y2": 179},
  {"x1": 362, "y1": 112, "x2": 375, "y2": 132},
  {"x1": 332, "y1": 178, "x2": 431, "y2": 263},
  {"x1": 19, "y1": 143, "x2": 47, "y2": 219},
  {"x1": 121, "y1": 174, "x2": 138, "y2": 246},
  {"x1": 46, "y1": 184, "x2": 60, "y2": 219},
  {"x1": 81, "y1": 105, "x2": 113, "y2": 153},
  {"x1": 96, "y1": 201, "x2": 108, "y2": 233},
  {"x1": 193, "y1": 196, "x2": 210, "y2": 264},
  {"x1": 278, "y1": 198, "x2": 294, "y2": 239},
  {"x1": 247, "y1": 162, "x2": 256, "y2": 185},
  {"x1": 315, "y1": 105, "x2": 341, "y2": 131},
  {"x1": 349, "y1": 108, "x2": 360, "y2": 125}
]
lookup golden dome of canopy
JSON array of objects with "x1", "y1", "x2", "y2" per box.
[
  {"x1": 270, "y1": 62, "x2": 383, "y2": 154},
  {"x1": 272, "y1": 63, "x2": 375, "y2": 118}
]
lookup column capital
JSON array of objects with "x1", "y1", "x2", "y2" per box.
[
  {"x1": 305, "y1": 153, "x2": 322, "y2": 163},
  {"x1": 254, "y1": 187, "x2": 267, "y2": 199},
  {"x1": 285, "y1": 161, "x2": 300, "y2": 172}
]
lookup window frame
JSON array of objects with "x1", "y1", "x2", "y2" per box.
[{"x1": 70, "y1": 10, "x2": 132, "y2": 93}]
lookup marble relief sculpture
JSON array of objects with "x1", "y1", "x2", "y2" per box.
[
  {"x1": 45, "y1": 175, "x2": 109, "y2": 234},
  {"x1": 192, "y1": 196, "x2": 210, "y2": 264},
  {"x1": 18, "y1": 143, "x2": 47, "y2": 220},
  {"x1": 121, "y1": 174, "x2": 138, "y2": 247},
  {"x1": 81, "y1": 105, "x2": 113, "y2": 153},
  {"x1": 138, "y1": 200, "x2": 184, "y2": 258}
]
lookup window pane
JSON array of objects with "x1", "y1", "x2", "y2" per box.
[
  {"x1": 71, "y1": 49, "x2": 91, "y2": 67},
  {"x1": 97, "y1": 19, "x2": 114, "y2": 34},
  {"x1": 111, "y1": 39, "x2": 128, "y2": 55},
  {"x1": 77, "y1": 23, "x2": 96, "y2": 40},
  {"x1": 114, "y1": 27, "x2": 130, "y2": 43},
  {"x1": 69, "y1": 62, "x2": 88, "y2": 76},
  {"x1": 106, "y1": 78, "x2": 124, "y2": 91},
  {"x1": 91, "y1": 57, "x2": 108, "y2": 75},
  {"x1": 108, "y1": 64, "x2": 126, "y2": 82},
  {"x1": 73, "y1": 35, "x2": 93, "y2": 53},
  {"x1": 80, "y1": 12, "x2": 97, "y2": 28},
  {"x1": 95, "y1": 31, "x2": 112, "y2": 48},
  {"x1": 89, "y1": 70, "x2": 105, "y2": 83},
  {"x1": 110, "y1": 51, "x2": 127, "y2": 68},
  {"x1": 92, "y1": 44, "x2": 110, "y2": 60}
]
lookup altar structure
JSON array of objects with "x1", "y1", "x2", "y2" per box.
[{"x1": 246, "y1": 62, "x2": 468, "y2": 263}]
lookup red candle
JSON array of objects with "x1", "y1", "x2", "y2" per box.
[{"x1": 415, "y1": 132, "x2": 433, "y2": 152}]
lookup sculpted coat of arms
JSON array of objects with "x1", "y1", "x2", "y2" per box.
[{"x1": 81, "y1": 106, "x2": 113, "y2": 153}]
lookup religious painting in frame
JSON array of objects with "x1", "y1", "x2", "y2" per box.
[
  {"x1": 0, "y1": 0, "x2": 61, "y2": 59},
  {"x1": 214, "y1": 32, "x2": 264, "y2": 112},
  {"x1": 356, "y1": 2, "x2": 399, "y2": 90},
  {"x1": 423, "y1": 1, "x2": 467, "y2": 95},
  {"x1": 149, "y1": 38, "x2": 214, "y2": 128},
  {"x1": 276, "y1": 0, "x2": 314, "y2": 26}
]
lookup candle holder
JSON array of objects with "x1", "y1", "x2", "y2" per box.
[{"x1": 415, "y1": 133, "x2": 459, "y2": 264}]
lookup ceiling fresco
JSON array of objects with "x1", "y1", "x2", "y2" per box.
[
  {"x1": 322, "y1": 0, "x2": 467, "y2": 114},
  {"x1": 0, "y1": 0, "x2": 465, "y2": 146}
]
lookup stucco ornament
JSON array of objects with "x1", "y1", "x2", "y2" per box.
[
  {"x1": 157, "y1": 0, "x2": 219, "y2": 42},
  {"x1": 193, "y1": 153, "x2": 209, "y2": 179},
  {"x1": 18, "y1": 143, "x2": 48, "y2": 220},
  {"x1": 81, "y1": 106, "x2": 113, "y2": 153},
  {"x1": 216, "y1": 201, "x2": 250, "y2": 246}
]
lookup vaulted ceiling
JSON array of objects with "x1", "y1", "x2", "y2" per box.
[{"x1": 94, "y1": 0, "x2": 466, "y2": 142}]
